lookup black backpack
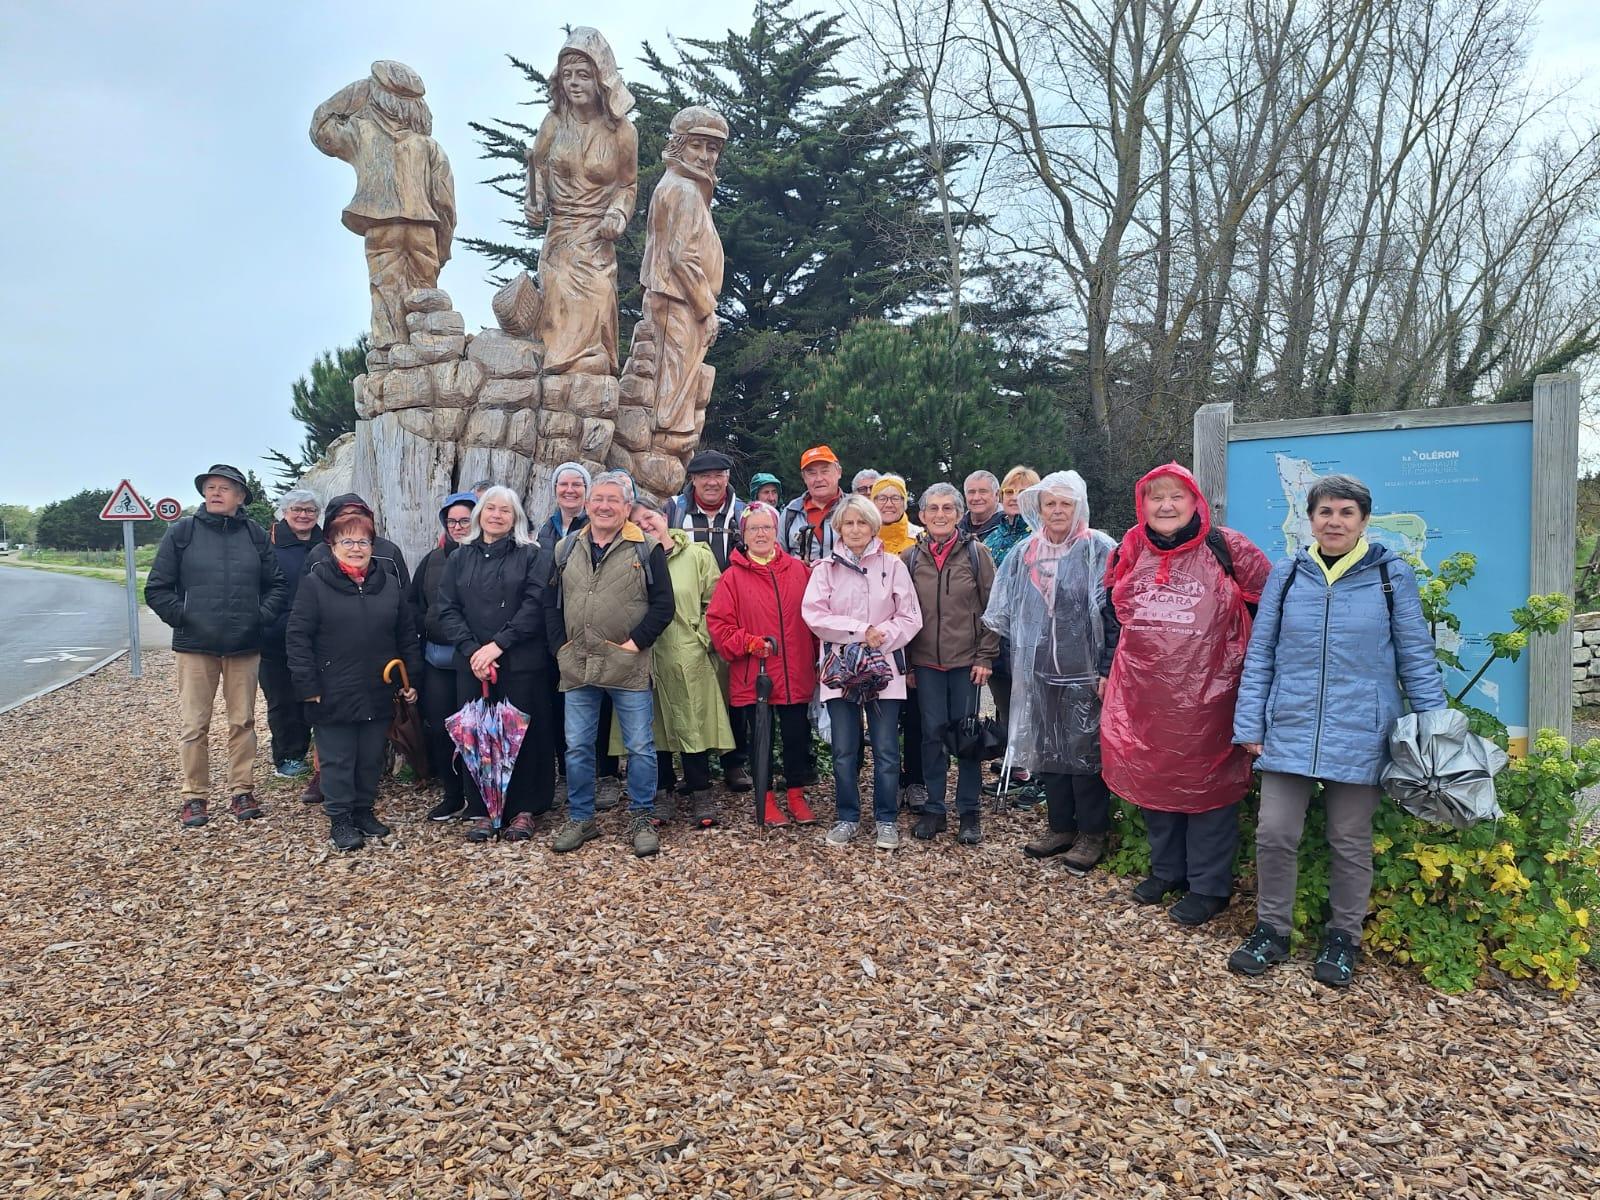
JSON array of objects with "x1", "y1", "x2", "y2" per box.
[
  {"x1": 903, "y1": 537, "x2": 984, "y2": 582},
  {"x1": 168, "y1": 514, "x2": 269, "y2": 556}
]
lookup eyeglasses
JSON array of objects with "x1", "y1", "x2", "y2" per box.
[
  {"x1": 444, "y1": 517, "x2": 473, "y2": 528},
  {"x1": 335, "y1": 538, "x2": 373, "y2": 549},
  {"x1": 287, "y1": 506, "x2": 319, "y2": 515}
]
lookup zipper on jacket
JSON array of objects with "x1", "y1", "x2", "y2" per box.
[
  {"x1": 1311, "y1": 567, "x2": 1331, "y2": 776},
  {"x1": 767, "y1": 566, "x2": 795, "y2": 705}
]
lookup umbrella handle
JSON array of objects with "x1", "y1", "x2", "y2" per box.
[
  {"x1": 382, "y1": 659, "x2": 410, "y2": 691},
  {"x1": 480, "y1": 662, "x2": 498, "y2": 698}
]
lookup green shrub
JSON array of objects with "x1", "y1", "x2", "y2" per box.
[{"x1": 1105, "y1": 553, "x2": 1600, "y2": 995}]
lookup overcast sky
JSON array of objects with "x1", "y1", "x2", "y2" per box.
[{"x1": 1, "y1": 1, "x2": 1596, "y2": 510}]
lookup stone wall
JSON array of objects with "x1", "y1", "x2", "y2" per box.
[
  {"x1": 344, "y1": 287, "x2": 697, "y2": 567},
  {"x1": 1574, "y1": 612, "x2": 1600, "y2": 709}
]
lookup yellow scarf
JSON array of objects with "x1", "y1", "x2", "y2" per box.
[
  {"x1": 1312, "y1": 536, "x2": 1369, "y2": 585},
  {"x1": 879, "y1": 516, "x2": 916, "y2": 555},
  {"x1": 748, "y1": 548, "x2": 776, "y2": 565}
]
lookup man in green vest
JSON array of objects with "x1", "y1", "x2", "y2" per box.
[{"x1": 545, "y1": 470, "x2": 675, "y2": 856}]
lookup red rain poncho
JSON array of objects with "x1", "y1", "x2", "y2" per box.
[{"x1": 1100, "y1": 464, "x2": 1271, "y2": 814}]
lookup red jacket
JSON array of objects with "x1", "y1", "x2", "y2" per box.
[{"x1": 708, "y1": 547, "x2": 819, "y2": 706}]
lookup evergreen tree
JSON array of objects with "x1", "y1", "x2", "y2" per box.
[
  {"x1": 268, "y1": 336, "x2": 368, "y2": 484},
  {"x1": 36, "y1": 490, "x2": 164, "y2": 550},
  {"x1": 770, "y1": 317, "x2": 1068, "y2": 496},
  {"x1": 465, "y1": 3, "x2": 944, "y2": 467}
]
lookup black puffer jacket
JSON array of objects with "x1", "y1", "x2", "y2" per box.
[
  {"x1": 437, "y1": 536, "x2": 552, "y2": 674},
  {"x1": 286, "y1": 559, "x2": 421, "y2": 723},
  {"x1": 262, "y1": 520, "x2": 321, "y2": 656},
  {"x1": 304, "y1": 493, "x2": 412, "y2": 588},
  {"x1": 146, "y1": 510, "x2": 287, "y2": 656}
]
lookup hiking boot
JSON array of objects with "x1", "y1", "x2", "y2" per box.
[
  {"x1": 229, "y1": 793, "x2": 263, "y2": 821},
  {"x1": 1312, "y1": 929, "x2": 1361, "y2": 988},
  {"x1": 762, "y1": 791, "x2": 789, "y2": 826},
  {"x1": 427, "y1": 795, "x2": 465, "y2": 822},
  {"x1": 629, "y1": 812, "x2": 660, "y2": 857},
  {"x1": 875, "y1": 821, "x2": 901, "y2": 850},
  {"x1": 594, "y1": 777, "x2": 621, "y2": 812},
  {"x1": 353, "y1": 811, "x2": 390, "y2": 838},
  {"x1": 957, "y1": 813, "x2": 982, "y2": 845},
  {"x1": 1132, "y1": 875, "x2": 1187, "y2": 905},
  {"x1": 179, "y1": 798, "x2": 209, "y2": 828},
  {"x1": 274, "y1": 757, "x2": 309, "y2": 779},
  {"x1": 1062, "y1": 832, "x2": 1106, "y2": 875},
  {"x1": 690, "y1": 790, "x2": 717, "y2": 828},
  {"x1": 901, "y1": 783, "x2": 929, "y2": 815},
  {"x1": 1023, "y1": 829, "x2": 1077, "y2": 860},
  {"x1": 552, "y1": 818, "x2": 600, "y2": 853},
  {"x1": 1228, "y1": 922, "x2": 1291, "y2": 976},
  {"x1": 784, "y1": 787, "x2": 817, "y2": 825},
  {"x1": 465, "y1": 817, "x2": 496, "y2": 843},
  {"x1": 1170, "y1": 892, "x2": 1230, "y2": 926},
  {"x1": 724, "y1": 764, "x2": 754, "y2": 793},
  {"x1": 502, "y1": 812, "x2": 535, "y2": 843},
  {"x1": 300, "y1": 772, "x2": 323, "y2": 805},
  {"x1": 912, "y1": 812, "x2": 946, "y2": 840},
  {"x1": 825, "y1": 820, "x2": 858, "y2": 846},
  {"x1": 329, "y1": 816, "x2": 363, "y2": 852},
  {"x1": 653, "y1": 789, "x2": 677, "y2": 824}
]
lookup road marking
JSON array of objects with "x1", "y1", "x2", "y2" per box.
[
  {"x1": 21, "y1": 611, "x2": 90, "y2": 616},
  {"x1": 23, "y1": 646, "x2": 105, "y2": 663}
]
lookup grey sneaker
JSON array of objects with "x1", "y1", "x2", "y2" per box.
[
  {"x1": 629, "y1": 812, "x2": 660, "y2": 857},
  {"x1": 875, "y1": 821, "x2": 901, "y2": 850},
  {"x1": 825, "y1": 820, "x2": 858, "y2": 846},
  {"x1": 551, "y1": 818, "x2": 600, "y2": 853},
  {"x1": 594, "y1": 777, "x2": 621, "y2": 812}
]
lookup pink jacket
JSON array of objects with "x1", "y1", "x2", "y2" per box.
[{"x1": 801, "y1": 539, "x2": 924, "y2": 702}]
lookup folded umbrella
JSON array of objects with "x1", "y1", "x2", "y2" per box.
[
  {"x1": 445, "y1": 665, "x2": 530, "y2": 832},
  {"x1": 1380, "y1": 708, "x2": 1507, "y2": 830},
  {"x1": 382, "y1": 659, "x2": 431, "y2": 781}
]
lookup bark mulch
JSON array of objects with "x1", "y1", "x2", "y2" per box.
[{"x1": 1, "y1": 650, "x2": 1597, "y2": 1198}]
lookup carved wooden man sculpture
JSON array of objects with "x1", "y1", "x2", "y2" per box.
[
  {"x1": 311, "y1": 61, "x2": 456, "y2": 350},
  {"x1": 633, "y1": 106, "x2": 729, "y2": 434}
]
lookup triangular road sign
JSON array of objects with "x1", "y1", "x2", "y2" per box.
[{"x1": 100, "y1": 479, "x2": 154, "y2": 521}]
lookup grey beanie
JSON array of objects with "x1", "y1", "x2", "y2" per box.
[{"x1": 552, "y1": 461, "x2": 592, "y2": 492}]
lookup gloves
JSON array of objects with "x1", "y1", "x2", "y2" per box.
[{"x1": 746, "y1": 635, "x2": 772, "y2": 658}]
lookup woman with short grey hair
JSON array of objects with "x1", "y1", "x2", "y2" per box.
[
  {"x1": 1230, "y1": 473, "x2": 1446, "y2": 986},
  {"x1": 258, "y1": 487, "x2": 324, "y2": 779}
]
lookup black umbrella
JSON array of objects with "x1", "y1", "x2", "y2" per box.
[{"x1": 751, "y1": 638, "x2": 777, "y2": 827}]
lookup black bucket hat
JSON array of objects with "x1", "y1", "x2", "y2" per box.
[{"x1": 194, "y1": 463, "x2": 252, "y2": 504}]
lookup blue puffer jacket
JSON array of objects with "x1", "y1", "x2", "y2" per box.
[{"x1": 1233, "y1": 544, "x2": 1447, "y2": 786}]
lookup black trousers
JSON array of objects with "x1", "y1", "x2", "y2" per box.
[
  {"x1": 456, "y1": 668, "x2": 556, "y2": 820},
  {"x1": 420, "y1": 662, "x2": 464, "y2": 805},
  {"x1": 722, "y1": 700, "x2": 749, "y2": 770},
  {"x1": 315, "y1": 720, "x2": 388, "y2": 819},
  {"x1": 898, "y1": 689, "x2": 925, "y2": 786},
  {"x1": 1144, "y1": 803, "x2": 1240, "y2": 898},
  {"x1": 551, "y1": 672, "x2": 619, "y2": 779},
  {"x1": 258, "y1": 653, "x2": 311, "y2": 765},
  {"x1": 659, "y1": 750, "x2": 712, "y2": 794},
  {"x1": 735, "y1": 702, "x2": 816, "y2": 791},
  {"x1": 1040, "y1": 772, "x2": 1110, "y2": 836}
]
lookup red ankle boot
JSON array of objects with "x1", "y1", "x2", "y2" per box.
[
  {"x1": 762, "y1": 791, "x2": 790, "y2": 826},
  {"x1": 785, "y1": 787, "x2": 817, "y2": 825}
]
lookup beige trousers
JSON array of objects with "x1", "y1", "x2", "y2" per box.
[
  {"x1": 365, "y1": 220, "x2": 441, "y2": 348},
  {"x1": 176, "y1": 652, "x2": 261, "y2": 799}
]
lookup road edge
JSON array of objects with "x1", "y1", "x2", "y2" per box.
[{"x1": 0, "y1": 649, "x2": 129, "y2": 717}]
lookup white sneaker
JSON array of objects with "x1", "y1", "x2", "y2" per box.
[
  {"x1": 875, "y1": 821, "x2": 900, "y2": 850},
  {"x1": 825, "y1": 820, "x2": 858, "y2": 846}
]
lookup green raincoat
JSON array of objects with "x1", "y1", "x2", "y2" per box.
[{"x1": 611, "y1": 528, "x2": 735, "y2": 755}]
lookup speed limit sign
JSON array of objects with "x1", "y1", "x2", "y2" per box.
[{"x1": 154, "y1": 497, "x2": 183, "y2": 521}]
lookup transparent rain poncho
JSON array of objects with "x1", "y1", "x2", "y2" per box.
[{"x1": 982, "y1": 471, "x2": 1115, "y2": 774}]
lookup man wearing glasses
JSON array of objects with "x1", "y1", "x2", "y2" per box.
[{"x1": 258, "y1": 488, "x2": 324, "y2": 779}]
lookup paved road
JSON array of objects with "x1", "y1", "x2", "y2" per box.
[{"x1": 0, "y1": 568, "x2": 166, "y2": 711}]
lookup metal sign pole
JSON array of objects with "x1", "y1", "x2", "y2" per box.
[{"x1": 123, "y1": 520, "x2": 142, "y2": 678}]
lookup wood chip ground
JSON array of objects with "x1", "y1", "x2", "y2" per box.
[{"x1": 2, "y1": 651, "x2": 1597, "y2": 1197}]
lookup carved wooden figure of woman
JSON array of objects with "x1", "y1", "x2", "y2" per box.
[{"x1": 524, "y1": 28, "x2": 638, "y2": 376}]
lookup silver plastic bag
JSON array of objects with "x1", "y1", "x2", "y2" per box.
[{"x1": 1380, "y1": 708, "x2": 1507, "y2": 829}]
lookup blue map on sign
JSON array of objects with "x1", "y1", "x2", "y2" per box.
[{"x1": 1226, "y1": 420, "x2": 1533, "y2": 737}]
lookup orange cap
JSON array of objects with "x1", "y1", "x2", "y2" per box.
[{"x1": 799, "y1": 445, "x2": 840, "y2": 469}]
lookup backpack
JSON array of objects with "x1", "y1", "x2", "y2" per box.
[
  {"x1": 552, "y1": 530, "x2": 654, "y2": 600},
  {"x1": 168, "y1": 514, "x2": 268, "y2": 556},
  {"x1": 1275, "y1": 556, "x2": 1394, "y2": 617},
  {"x1": 903, "y1": 537, "x2": 984, "y2": 583},
  {"x1": 1106, "y1": 527, "x2": 1236, "y2": 583}
]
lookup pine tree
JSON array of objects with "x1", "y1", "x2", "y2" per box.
[
  {"x1": 770, "y1": 318, "x2": 1068, "y2": 495},
  {"x1": 268, "y1": 336, "x2": 368, "y2": 484},
  {"x1": 464, "y1": 3, "x2": 944, "y2": 467}
]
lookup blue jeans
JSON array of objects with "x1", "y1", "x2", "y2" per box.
[
  {"x1": 915, "y1": 667, "x2": 982, "y2": 817},
  {"x1": 827, "y1": 698, "x2": 901, "y2": 825},
  {"x1": 564, "y1": 685, "x2": 656, "y2": 821}
]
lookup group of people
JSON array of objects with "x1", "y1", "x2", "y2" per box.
[{"x1": 148, "y1": 444, "x2": 1446, "y2": 987}]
